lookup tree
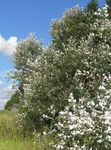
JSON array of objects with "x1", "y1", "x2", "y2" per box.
[
  {"x1": 5, "y1": 90, "x2": 21, "y2": 110},
  {"x1": 50, "y1": 0, "x2": 99, "y2": 52},
  {"x1": 51, "y1": 6, "x2": 89, "y2": 51},
  {"x1": 86, "y1": 0, "x2": 98, "y2": 12},
  {"x1": 10, "y1": 5, "x2": 111, "y2": 150},
  {"x1": 13, "y1": 33, "x2": 42, "y2": 81},
  {"x1": 49, "y1": 4, "x2": 111, "y2": 149},
  {"x1": 7, "y1": 34, "x2": 43, "y2": 112},
  {"x1": 106, "y1": 0, "x2": 111, "y2": 7},
  {"x1": 5, "y1": 83, "x2": 24, "y2": 111},
  {"x1": 17, "y1": 2, "x2": 111, "y2": 134},
  {"x1": 106, "y1": 0, "x2": 111, "y2": 19}
]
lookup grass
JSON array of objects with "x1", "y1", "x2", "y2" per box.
[
  {"x1": 0, "y1": 110, "x2": 54, "y2": 150},
  {"x1": 0, "y1": 138, "x2": 36, "y2": 150}
]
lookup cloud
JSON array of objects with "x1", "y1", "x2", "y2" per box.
[
  {"x1": 0, "y1": 72, "x2": 6, "y2": 78},
  {"x1": 0, "y1": 84, "x2": 17, "y2": 109},
  {"x1": 0, "y1": 35, "x2": 18, "y2": 56},
  {"x1": 0, "y1": 80, "x2": 3, "y2": 85}
]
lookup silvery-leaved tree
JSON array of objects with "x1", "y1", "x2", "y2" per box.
[
  {"x1": 13, "y1": 33, "x2": 43, "y2": 81},
  {"x1": 7, "y1": 33, "x2": 43, "y2": 112}
]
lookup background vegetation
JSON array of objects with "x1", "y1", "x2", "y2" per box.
[{"x1": 3, "y1": 0, "x2": 111, "y2": 149}]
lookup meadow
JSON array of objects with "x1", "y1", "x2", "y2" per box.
[{"x1": 0, "y1": 110, "x2": 53, "y2": 150}]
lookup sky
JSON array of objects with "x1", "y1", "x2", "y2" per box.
[{"x1": 0, "y1": 0, "x2": 105, "y2": 109}]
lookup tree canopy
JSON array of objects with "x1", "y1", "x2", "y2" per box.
[{"x1": 5, "y1": 1, "x2": 111, "y2": 149}]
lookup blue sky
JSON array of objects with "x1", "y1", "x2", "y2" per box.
[{"x1": 0, "y1": 0, "x2": 105, "y2": 109}]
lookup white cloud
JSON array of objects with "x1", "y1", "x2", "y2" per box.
[
  {"x1": 0, "y1": 35, "x2": 18, "y2": 56},
  {"x1": 0, "y1": 84, "x2": 17, "y2": 109},
  {"x1": 0, "y1": 80, "x2": 3, "y2": 85},
  {"x1": 0, "y1": 72, "x2": 6, "y2": 78}
]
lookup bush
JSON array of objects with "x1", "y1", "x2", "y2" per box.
[{"x1": 53, "y1": 93, "x2": 111, "y2": 150}]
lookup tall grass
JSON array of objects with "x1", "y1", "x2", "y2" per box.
[{"x1": 0, "y1": 110, "x2": 54, "y2": 150}]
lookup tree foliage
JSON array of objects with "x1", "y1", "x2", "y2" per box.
[
  {"x1": 86, "y1": 0, "x2": 98, "y2": 12},
  {"x1": 6, "y1": 34, "x2": 43, "y2": 111},
  {"x1": 8, "y1": 1, "x2": 111, "y2": 149},
  {"x1": 106, "y1": 0, "x2": 111, "y2": 7}
]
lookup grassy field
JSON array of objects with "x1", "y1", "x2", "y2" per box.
[{"x1": 0, "y1": 110, "x2": 53, "y2": 150}]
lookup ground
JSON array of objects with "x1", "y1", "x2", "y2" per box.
[{"x1": 0, "y1": 110, "x2": 53, "y2": 150}]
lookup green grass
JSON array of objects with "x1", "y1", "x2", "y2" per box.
[
  {"x1": 0, "y1": 110, "x2": 54, "y2": 150},
  {"x1": 0, "y1": 138, "x2": 36, "y2": 150}
]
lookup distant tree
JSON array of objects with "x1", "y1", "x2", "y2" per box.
[
  {"x1": 5, "y1": 83, "x2": 23, "y2": 111},
  {"x1": 106, "y1": 0, "x2": 111, "y2": 19},
  {"x1": 5, "y1": 90, "x2": 20, "y2": 110},
  {"x1": 106, "y1": 0, "x2": 111, "y2": 7},
  {"x1": 86, "y1": 0, "x2": 98, "y2": 12}
]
